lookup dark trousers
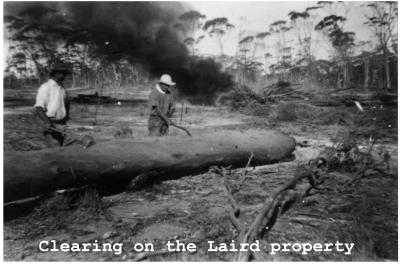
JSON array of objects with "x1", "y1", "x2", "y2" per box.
[
  {"x1": 43, "y1": 119, "x2": 66, "y2": 148},
  {"x1": 148, "y1": 116, "x2": 169, "y2": 136}
]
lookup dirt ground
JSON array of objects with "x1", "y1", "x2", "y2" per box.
[{"x1": 3, "y1": 92, "x2": 398, "y2": 261}]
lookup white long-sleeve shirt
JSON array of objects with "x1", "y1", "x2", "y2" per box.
[{"x1": 34, "y1": 79, "x2": 67, "y2": 120}]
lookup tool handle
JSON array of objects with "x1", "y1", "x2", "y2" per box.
[
  {"x1": 49, "y1": 127, "x2": 67, "y2": 135},
  {"x1": 171, "y1": 123, "x2": 192, "y2": 136},
  {"x1": 49, "y1": 127, "x2": 77, "y2": 139}
]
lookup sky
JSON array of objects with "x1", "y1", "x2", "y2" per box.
[{"x1": 188, "y1": 1, "x2": 375, "y2": 59}]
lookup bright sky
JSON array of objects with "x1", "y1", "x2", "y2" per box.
[{"x1": 188, "y1": 1, "x2": 375, "y2": 59}]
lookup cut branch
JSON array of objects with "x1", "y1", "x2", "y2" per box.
[{"x1": 215, "y1": 161, "x2": 326, "y2": 261}]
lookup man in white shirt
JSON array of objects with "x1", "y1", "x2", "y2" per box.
[{"x1": 34, "y1": 63, "x2": 71, "y2": 147}]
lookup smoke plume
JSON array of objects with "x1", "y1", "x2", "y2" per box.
[{"x1": 5, "y1": 2, "x2": 233, "y2": 104}]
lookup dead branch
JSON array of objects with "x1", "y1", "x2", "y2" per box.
[
  {"x1": 238, "y1": 153, "x2": 254, "y2": 190},
  {"x1": 228, "y1": 210, "x2": 244, "y2": 232},
  {"x1": 213, "y1": 162, "x2": 325, "y2": 262},
  {"x1": 243, "y1": 152, "x2": 254, "y2": 174},
  {"x1": 264, "y1": 90, "x2": 298, "y2": 99},
  {"x1": 223, "y1": 173, "x2": 241, "y2": 217},
  {"x1": 237, "y1": 168, "x2": 324, "y2": 261},
  {"x1": 350, "y1": 162, "x2": 395, "y2": 184},
  {"x1": 213, "y1": 166, "x2": 241, "y2": 223}
]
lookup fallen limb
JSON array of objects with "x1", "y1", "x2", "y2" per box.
[
  {"x1": 237, "y1": 153, "x2": 255, "y2": 190},
  {"x1": 213, "y1": 162, "x2": 326, "y2": 261},
  {"x1": 211, "y1": 166, "x2": 243, "y2": 236}
]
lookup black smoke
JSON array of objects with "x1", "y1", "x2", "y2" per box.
[{"x1": 5, "y1": 2, "x2": 233, "y2": 104}]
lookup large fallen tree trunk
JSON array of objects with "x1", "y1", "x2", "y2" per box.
[{"x1": 4, "y1": 129, "x2": 296, "y2": 203}]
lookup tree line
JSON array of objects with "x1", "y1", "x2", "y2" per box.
[
  {"x1": 175, "y1": 2, "x2": 397, "y2": 91},
  {"x1": 4, "y1": 2, "x2": 398, "y2": 92}
]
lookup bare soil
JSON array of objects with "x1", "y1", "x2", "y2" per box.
[{"x1": 3, "y1": 91, "x2": 398, "y2": 261}]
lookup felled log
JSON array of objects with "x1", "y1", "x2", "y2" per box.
[{"x1": 4, "y1": 129, "x2": 296, "y2": 203}]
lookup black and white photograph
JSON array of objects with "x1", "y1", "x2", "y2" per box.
[{"x1": 3, "y1": 1, "x2": 398, "y2": 261}]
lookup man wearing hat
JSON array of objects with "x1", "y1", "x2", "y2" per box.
[
  {"x1": 34, "y1": 63, "x2": 71, "y2": 147},
  {"x1": 148, "y1": 74, "x2": 176, "y2": 136}
]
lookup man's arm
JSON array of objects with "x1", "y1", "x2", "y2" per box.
[
  {"x1": 35, "y1": 106, "x2": 54, "y2": 128},
  {"x1": 167, "y1": 96, "x2": 175, "y2": 118},
  {"x1": 153, "y1": 106, "x2": 174, "y2": 125},
  {"x1": 167, "y1": 107, "x2": 175, "y2": 118}
]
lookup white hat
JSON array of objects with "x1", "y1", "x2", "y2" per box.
[{"x1": 159, "y1": 74, "x2": 176, "y2": 86}]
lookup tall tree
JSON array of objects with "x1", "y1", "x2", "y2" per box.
[
  {"x1": 237, "y1": 35, "x2": 255, "y2": 83},
  {"x1": 4, "y1": 6, "x2": 75, "y2": 82},
  {"x1": 364, "y1": 1, "x2": 398, "y2": 90},
  {"x1": 356, "y1": 40, "x2": 374, "y2": 89},
  {"x1": 288, "y1": 6, "x2": 321, "y2": 81},
  {"x1": 315, "y1": 1, "x2": 356, "y2": 88},
  {"x1": 288, "y1": 11, "x2": 311, "y2": 59},
  {"x1": 178, "y1": 10, "x2": 206, "y2": 55},
  {"x1": 255, "y1": 32, "x2": 271, "y2": 73},
  {"x1": 315, "y1": 15, "x2": 355, "y2": 88},
  {"x1": 238, "y1": 35, "x2": 254, "y2": 61},
  {"x1": 269, "y1": 20, "x2": 292, "y2": 62},
  {"x1": 264, "y1": 52, "x2": 273, "y2": 74},
  {"x1": 203, "y1": 17, "x2": 235, "y2": 55},
  {"x1": 254, "y1": 32, "x2": 270, "y2": 58},
  {"x1": 269, "y1": 20, "x2": 292, "y2": 79}
]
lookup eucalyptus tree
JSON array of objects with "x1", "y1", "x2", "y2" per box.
[
  {"x1": 269, "y1": 20, "x2": 292, "y2": 61},
  {"x1": 203, "y1": 17, "x2": 235, "y2": 55},
  {"x1": 288, "y1": 6, "x2": 321, "y2": 81},
  {"x1": 354, "y1": 40, "x2": 374, "y2": 89},
  {"x1": 269, "y1": 20, "x2": 293, "y2": 79},
  {"x1": 177, "y1": 10, "x2": 206, "y2": 56},
  {"x1": 237, "y1": 35, "x2": 255, "y2": 83},
  {"x1": 315, "y1": 1, "x2": 356, "y2": 88},
  {"x1": 238, "y1": 35, "x2": 254, "y2": 61},
  {"x1": 364, "y1": 1, "x2": 398, "y2": 90},
  {"x1": 255, "y1": 32, "x2": 272, "y2": 73},
  {"x1": 4, "y1": 6, "x2": 72, "y2": 83},
  {"x1": 315, "y1": 8, "x2": 355, "y2": 88},
  {"x1": 254, "y1": 32, "x2": 271, "y2": 59}
]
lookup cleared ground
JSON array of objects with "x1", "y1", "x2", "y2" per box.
[{"x1": 3, "y1": 89, "x2": 398, "y2": 261}]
